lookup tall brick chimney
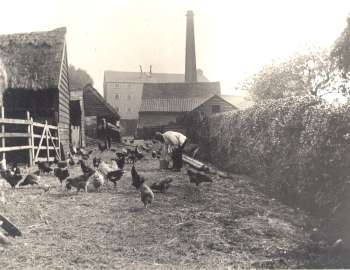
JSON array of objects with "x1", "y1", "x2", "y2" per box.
[{"x1": 185, "y1": 10, "x2": 197, "y2": 82}]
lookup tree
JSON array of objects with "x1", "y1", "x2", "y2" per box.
[
  {"x1": 242, "y1": 49, "x2": 344, "y2": 101},
  {"x1": 68, "y1": 65, "x2": 93, "y2": 91}
]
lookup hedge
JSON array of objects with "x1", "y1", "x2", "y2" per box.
[{"x1": 184, "y1": 96, "x2": 350, "y2": 244}]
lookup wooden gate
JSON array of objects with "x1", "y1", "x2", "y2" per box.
[{"x1": 0, "y1": 107, "x2": 61, "y2": 167}]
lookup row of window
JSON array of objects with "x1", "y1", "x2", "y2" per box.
[
  {"x1": 115, "y1": 107, "x2": 132, "y2": 113},
  {"x1": 115, "y1": 94, "x2": 132, "y2": 100},
  {"x1": 110, "y1": 83, "x2": 132, "y2": 89}
]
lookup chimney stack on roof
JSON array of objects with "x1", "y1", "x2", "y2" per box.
[{"x1": 185, "y1": 10, "x2": 197, "y2": 82}]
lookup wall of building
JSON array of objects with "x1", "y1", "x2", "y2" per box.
[
  {"x1": 138, "y1": 112, "x2": 185, "y2": 128},
  {"x1": 194, "y1": 96, "x2": 236, "y2": 117},
  {"x1": 104, "y1": 82, "x2": 143, "y2": 120}
]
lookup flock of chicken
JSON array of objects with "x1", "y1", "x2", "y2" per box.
[{"x1": 0, "y1": 140, "x2": 213, "y2": 211}]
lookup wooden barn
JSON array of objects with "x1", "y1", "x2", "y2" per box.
[
  {"x1": 190, "y1": 94, "x2": 238, "y2": 117},
  {"x1": 137, "y1": 81, "x2": 220, "y2": 138},
  {"x1": 84, "y1": 84, "x2": 121, "y2": 141},
  {"x1": 0, "y1": 27, "x2": 70, "y2": 158}
]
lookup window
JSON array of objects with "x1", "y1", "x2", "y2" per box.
[
  {"x1": 127, "y1": 108, "x2": 131, "y2": 112},
  {"x1": 212, "y1": 105, "x2": 221, "y2": 113},
  {"x1": 114, "y1": 83, "x2": 119, "y2": 88},
  {"x1": 115, "y1": 94, "x2": 119, "y2": 99},
  {"x1": 127, "y1": 95, "x2": 131, "y2": 100}
]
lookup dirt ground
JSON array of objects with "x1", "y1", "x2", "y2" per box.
[{"x1": 0, "y1": 139, "x2": 346, "y2": 269}]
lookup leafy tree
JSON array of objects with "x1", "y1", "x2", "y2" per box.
[{"x1": 68, "y1": 65, "x2": 93, "y2": 91}]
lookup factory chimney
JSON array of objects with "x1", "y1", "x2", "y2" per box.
[{"x1": 185, "y1": 10, "x2": 197, "y2": 82}]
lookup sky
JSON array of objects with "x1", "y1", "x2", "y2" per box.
[{"x1": 0, "y1": 0, "x2": 349, "y2": 95}]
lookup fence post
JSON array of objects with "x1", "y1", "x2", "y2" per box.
[
  {"x1": 30, "y1": 117, "x2": 34, "y2": 164},
  {"x1": 1, "y1": 107, "x2": 5, "y2": 168},
  {"x1": 26, "y1": 111, "x2": 33, "y2": 167},
  {"x1": 45, "y1": 121, "x2": 49, "y2": 162}
]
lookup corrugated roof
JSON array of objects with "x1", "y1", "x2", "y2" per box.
[
  {"x1": 142, "y1": 81, "x2": 221, "y2": 99},
  {"x1": 0, "y1": 27, "x2": 66, "y2": 90},
  {"x1": 104, "y1": 70, "x2": 208, "y2": 83},
  {"x1": 221, "y1": 95, "x2": 255, "y2": 110},
  {"x1": 140, "y1": 97, "x2": 207, "y2": 112}
]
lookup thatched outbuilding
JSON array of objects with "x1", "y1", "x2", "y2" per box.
[{"x1": 0, "y1": 27, "x2": 70, "y2": 154}]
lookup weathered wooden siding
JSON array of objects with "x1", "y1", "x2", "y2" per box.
[
  {"x1": 193, "y1": 96, "x2": 237, "y2": 117},
  {"x1": 138, "y1": 112, "x2": 185, "y2": 128},
  {"x1": 58, "y1": 42, "x2": 70, "y2": 154}
]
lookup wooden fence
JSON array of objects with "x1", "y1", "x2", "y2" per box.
[{"x1": 0, "y1": 107, "x2": 61, "y2": 167}]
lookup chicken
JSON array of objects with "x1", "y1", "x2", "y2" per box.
[
  {"x1": 135, "y1": 146, "x2": 144, "y2": 160},
  {"x1": 115, "y1": 154, "x2": 126, "y2": 170},
  {"x1": 69, "y1": 143, "x2": 78, "y2": 155},
  {"x1": 78, "y1": 149, "x2": 93, "y2": 160},
  {"x1": 106, "y1": 170, "x2": 124, "y2": 187},
  {"x1": 36, "y1": 161, "x2": 52, "y2": 174},
  {"x1": 54, "y1": 167, "x2": 70, "y2": 184},
  {"x1": 66, "y1": 175, "x2": 90, "y2": 193},
  {"x1": 19, "y1": 173, "x2": 40, "y2": 187},
  {"x1": 98, "y1": 142, "x2": 107, "y2": 152},
  {"x1": 67, "y1": 152, "x2": 77, "y2": 166},
  {"x1": 53, "y1": 157, "x2": 69, "y2": 169},
  {"x1": 131, "y1": 164, "x2": 144, "y2": 189},
  {"x1": 187, "y1": 168, "x2": 213, "y2": 186},
  {"x1": 88, "y1": 170, "x2": 105, "y2": 192},
  {"x1": 150, "y1": 177, "x2": 173, "y2": 193},
  {"x1": 0, "y1": 170, "x2": 22, "y2": 189},
  {"x1": 78, "y1": 160, "x2": 95, "y2": 177},
  {"x1": 138, "y1": 178, "x2": 154, "y2": 208},
  {"x1": 151, "y1": 151, "x2": 157, "y2": 159},
  {"x1": 0, "y1": 214, "x2": 22, "y2": 237},
  {"x1": 98, "y1": 160, "x2": 124, "y2": 187},
  {"x1": 93, "y1": 157, "x2": 101, "y2": 168}
]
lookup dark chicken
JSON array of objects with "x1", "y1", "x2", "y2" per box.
[
  {"x1": 54, "y1": 167, "x2": 70, "y2": 184},
  {"x1": 106, "y1": 169, "x2": 124, "y2": 187},
  {"x1": 0, "y1": 214, "x2": 22, "y2": 237},
  {"x1": 98, "y1": 142, "x2": 107, "y2": 152},
  {"x1": 187, "y1": 168, "x2": 213, "y2": 186},
  {"x1": 19, "y1": 173, "x2": 40, "y2": 187},
  {"x1": 0, "y1": 170, "x2": 22, "y2": 189},
  {"x1": 131, "y1": 164, "x2": 143, "y2": 189},
  {"x1": 93, "y1": 157, "x2": 101, "y2": 168},
  {"x1": 65, "y1": 175, "x2": 90, "y2": 193},
  {"x1": 150, "y1": 177, "x2": 173, "y2": 193},
  {"x1": 36, "y1": 161, "x2": 52, "y2": 174},
  {"x1": 78, "y1": 160, "x2": 95, "y2": 177}
]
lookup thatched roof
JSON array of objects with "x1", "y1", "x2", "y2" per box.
[{"x1": 0, "y1": 27, "x2": 66, "y2": 91}]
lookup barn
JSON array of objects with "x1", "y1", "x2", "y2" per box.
[
  {"x1": 71, "y1": 84, "x2": 120, "y2": 143},
  {"x1": 137, "y1": 81, "x2": 220, "y2": 138},
  {"x1": 190, "y1": 94, "x2": 238, "y2": 117},
  {"x1": 0, "y1": 27, "x2": 70, "y2": 158}
]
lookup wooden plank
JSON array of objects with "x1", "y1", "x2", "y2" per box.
[
  {"x1": 32, "y1": 122, "x2": 58, "y2": 130},
  {"x1": 27, "y1": 111, "x2": 33, "y2": 166},
  {"x1": 37, "y1": 157, "x2": 55, "y2": 162},
  {"x1": 46, "y1": 121, "x2": 49, "y2": 161},
  {"x1": 47, "y1": 128, "x2": 60, "y2": 159},
  {"x1": 0, "y1": 146, "x2": 32, "y2": 152},
  {"x1": 0, "y1": 133, "x2": 30, "y2": 138},
  {"x1": 183, "y1": 154, "x2": 209, "y2": 172},
  {"x1": 34, "y1": 124, "x2": 46, "y2": 160},
  {"x1": 30, "y1": 117, "x2": 35, "y2": 165},
  {"x1": 33, "y1": 134, "x2": 58, "y2": 140},
  {"x1": 0, "y1": 118, "x2": 30, "y2": 125},
  {"x1": 34, "y1": 146, "x2": 56, "y2": 150},
  {"x1": 1, "y1": 107, "x2": 5, "y2": 165}
]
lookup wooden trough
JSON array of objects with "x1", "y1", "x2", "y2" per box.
[{"x1": 183, "y1": 154, "x2": 209, "y2": 172}]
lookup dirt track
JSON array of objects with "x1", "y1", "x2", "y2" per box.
[{"x1": 0, "y1": 141, "x2": 345, "y2": 269}]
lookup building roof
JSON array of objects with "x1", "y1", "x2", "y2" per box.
[
  {"x1": 0, "y1": 27, "x2": 66, "y2": 91},
  {"x1": 139, "y1": 97, "x2": 208, "y2": 112},
  {"x1": 221, "y1": 95, "x2": 255, "y2": 110},
  {"x1": 142, "y1": 81, "x2": 221, "y2": 99},
  {"x1": 191, "y1": 94, "x2": 239, "y2": 112},
  {"x1": 83, "y1": 84, "x2": 120, "y2": 119},
  {"x1": 104, "y1": 70, "x2": 209, "y2": 83}
]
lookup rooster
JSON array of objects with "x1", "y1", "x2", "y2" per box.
[
  {"x1": 98, "y1": 160, "x2": 124, "y2": 187},
  {"x1": 187, "y1": 168, "x2": 213, "y2": 186},
  {"x1": 78, "y1": 149, "x2": 93, "y2": 160},
  {"x1": 150, "y1": 177, "x2": 173, "y2": 193},
  {"x1": 138, "y1": 177, "x2": 154, "y2": 208},
  {"x1": 0, "y1": 170, "x2": 22, "y2": 189},
  {"x1": 106, "y1": 170, "x2": 124, "y2": 187},
  {"x1": 131, "y1": 164, "x2": 144, "y2": 189},
  {"x1": 115, "y1": 153, "x2": 126, "y2": 170}
]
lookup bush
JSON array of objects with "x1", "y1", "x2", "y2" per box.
[{"x1": 185, "y1": 96, "x2": 350, "y2": 243}]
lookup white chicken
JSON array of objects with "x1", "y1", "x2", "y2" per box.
[{"x1": 87, "y1": 170, "x2": 105, "y2": 192}]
